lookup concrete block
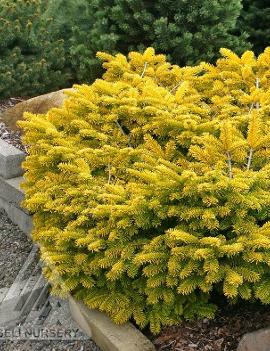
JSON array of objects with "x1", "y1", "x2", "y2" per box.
[
  {"x1": 0, "y1": 176, "x2": 24, "y2": 207},
  {"x1": 69, "y1": 297, "x2": 93, "y2": 339},
  {"x1": 0, "y1": 197, "x2": 32, "y2": 235},
  {"x1": 69, "y1": 297, "x2": 155, "y2": 351},
  {"x1": 0, "y1": 138, "x2": 25, "y2": 179},
  {"x1": 238, "y1": 328, "x2": 270, "y2": 351}
]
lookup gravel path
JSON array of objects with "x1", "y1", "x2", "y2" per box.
[
  {"x1": 0, "y1": 340, "x2": 99, "y2": 351},
  {"x1": 0, "y1": 209, "x2": 100, "y2": 351},
  {"x1": 0, "y1": 210, "x2": 32, "y2": 289}
]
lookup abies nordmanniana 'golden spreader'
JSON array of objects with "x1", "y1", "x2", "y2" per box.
[{"x1": 19, "y1": 48, "x2": 270, "y2": 333}]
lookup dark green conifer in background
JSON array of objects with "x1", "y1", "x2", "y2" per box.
[
  {"x1": 54, "y1": 0, "x2": 250, "y2": 83},
  {"x1": 238, "y1": 0, "x2": 270, "y2": 54},
  {"x1": 0, "y1": 0, "x2": 70, "y2": 98}
]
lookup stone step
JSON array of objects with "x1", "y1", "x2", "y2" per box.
[
  {"x1": 0, "y1": 175, "x2": 25, "y2": 208},
  {"x1": 0, "y1": 138, "x2": 25, "y2": 179},
  {"x1": 1, "y1": 280, "x2": 29, "y2": 306},
  {"x1": 15, "y1": 261, "x2": 43, "y2": 309},
  {"x1": 0, "y1": 198, "x2": 32, "y2": 235},
  {"x1": 32, "y1": 282, "x2": 50, "y2": 311},
  {"x1": 15, "y1": 273, "x2": 43, "y2": 311},
  {"x1": 34, "y1": 299, "x2": 52, "y2": 326}
]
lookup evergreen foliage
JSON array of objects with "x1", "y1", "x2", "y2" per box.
[
  {"x1": 19, "y1": 48, "x2": 270, "y2": 333},
  {"x1": 44, "y1": 0, "x2": 89, "y2": 41},
  {"x1": 43, "y1": 0, "x2": 97, "y2": 83},
  {"x1": 63, "y1": 0, "x2": 250, "y2": 83},
  {"x1": 0, "y1": 0, "x2": 70, "y2": 98},
  {"x1": 239, "y1": 0, "x2": 270, "y2": 55}
]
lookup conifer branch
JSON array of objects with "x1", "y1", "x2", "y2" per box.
[
  {"x1": 255, "y1": 77, "x2": 260, "y2": 109},
  {"x1": 170, "y1": 81, "x2": 183, "y2": 93},
  {"x1": 248, "y1": 103, "x2": 254, "y2": 113},
  {"x1": 115, "y1": 120, "x2": 132, "y2": 147},
  {"x1": 247, "y1": 78, "x2": 260, "y2": 170},
  {"x1": 140, "y1": 62, "x2": 148, "y2": 77},
  {"x1": 247, "y1": 148, "x2": 253, "y2": 170},
  {"x1": 226, "y1": 151, "x2": 233, "y2": 178},
  {"x1": 108, "y1": 164, "x2": 112, "y2": 184}
]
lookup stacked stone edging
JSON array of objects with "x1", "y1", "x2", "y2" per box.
[
  {"x1": 0, "y1": 138, "x2": 32, "y2": 234},
  {"x1": 0, "y1": 138, "x2": 24, "y2": 179},
  {"x1": 69, "y1": 297, "x2": 155, "y2": 351}
]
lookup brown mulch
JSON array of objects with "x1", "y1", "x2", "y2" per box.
[
  {"x1": 152, "y1": 302, "x2": 270, "y2": 351},
  {"x1": 0, "y1": 97, "x2": 27, "y2": 152}
]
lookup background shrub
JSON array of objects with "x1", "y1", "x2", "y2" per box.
[
  {"x1": 0, "y1": 0, "x2": 70, "y2": 98},
  {"x1": 43, "y1": 0, "x2": 91, "y2": 81},
  {"x1": 43, "y1": 0, "x2": 250, "y2": 83},
  {"x1": 19, "y1": 48, "x2": 270, "y2": 333},
  {"x1": 238, "y1": 0, "x2": 270, "y2": 55},
  {"x1": 2, "y1": 0, "x2": 270, "y2": 98}
]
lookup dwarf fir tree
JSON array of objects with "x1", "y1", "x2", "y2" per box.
[
  {"x1": 19, "y1": 48, "x2": 270, "y2": 334},
  {"x1": 0, "y1": 0, "x2": 70, "y2": 98}
]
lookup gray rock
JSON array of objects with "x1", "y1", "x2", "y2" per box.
[
  {"x1": 238, "y1": 328, "x2": 270, "y2": 351},
  {"x1": 1, "y1": 89, "x2": 73, "y2": 132}
]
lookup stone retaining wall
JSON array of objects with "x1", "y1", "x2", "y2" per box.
[{"x1": 0, "y1": 138, "x2": 32, "y2": 234}]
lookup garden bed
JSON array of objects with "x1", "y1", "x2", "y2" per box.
[{"x1": 152, "y1": 302, "x2": 270, "y2": 351}]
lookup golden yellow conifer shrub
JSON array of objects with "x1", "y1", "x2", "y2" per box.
[{"x1": 18, "y1": 48, "x2": 270, "y2": 333}]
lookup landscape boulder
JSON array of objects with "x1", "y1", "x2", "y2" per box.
[{"x1": 0, "y1": 88, "x2": 72, "y2": 131}]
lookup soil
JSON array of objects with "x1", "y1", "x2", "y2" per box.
[
  {"x1": 152, "y1": 302, "x2": 270, "y2": 351},
  {"x1": 0, "y1": 97, "x2": 27, "y2": 152}
]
